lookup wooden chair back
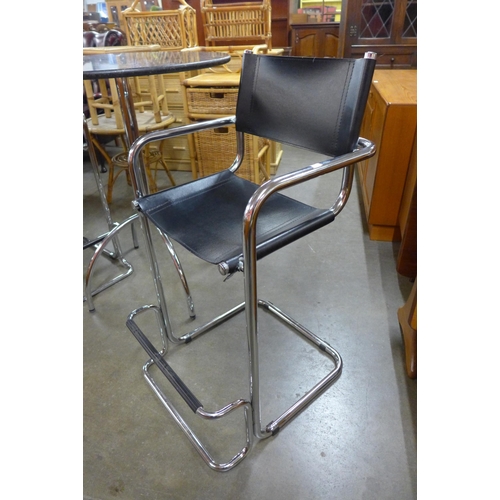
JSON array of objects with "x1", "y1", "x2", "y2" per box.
[
  {"x1": 83, "y1": 45, "x2": 170, "y2": 132},
  {"x1": 122, "y1": 0, "x2": 198, "y2": 50},
  {"x1": 200, "y1": 0, "x2": 272, "y2": 49}
]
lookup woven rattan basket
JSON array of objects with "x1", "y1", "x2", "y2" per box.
[
  {"x1": 193, "y1": 125, "x2": 269, "y2": 183},
  {"x1": 185, "y1": 86, "x2": 240, "y2": 116},
  {"x1": 200, "y1": 0, "x2": 272, "y2": 48},
  {"x1": 123, "y1": 0, "x2": 198, "y2": 50}
]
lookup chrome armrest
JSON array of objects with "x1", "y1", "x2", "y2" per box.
[
  {"x1": 242, "y1": 137, "x2": 376, "y2": 259},
  {"x1": 128, "y1": 115, "x2": 237, "y2": 197}
]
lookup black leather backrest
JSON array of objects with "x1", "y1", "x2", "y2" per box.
[{"x1": 236, "y1": 53, "x2": 376, "y2": 157}]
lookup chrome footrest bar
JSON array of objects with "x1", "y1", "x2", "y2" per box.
[
  {"x1": 127, "y1": 317, "x2": 202, "y2": 412},
  {"x1": 127, "y1": 309, "x2": 253, "y2": 472},
  {"x1": 143, "y1": 364, "x2": 252, "y2": 472}
]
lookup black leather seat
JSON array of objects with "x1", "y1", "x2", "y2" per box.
[{"x1": 125, "y1": 51, "x2": 377, "y2": 471}]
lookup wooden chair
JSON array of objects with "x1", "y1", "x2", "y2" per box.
[
  {"x1": 200, "y1": 0, "x2": 272, "y2": 49},
  {"x1": 122, "y1": 0, "x2": 198, "y2": 50},
  {"x1": 83, "y1": 45, "x2": 177, "y2": 202}
]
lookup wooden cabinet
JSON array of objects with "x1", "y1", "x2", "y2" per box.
[
  {"x1": 291, "y1": 23, "x2": 339, "y2": 57},
  {"x1": 358, "y1": 69, "x2": 416, "y2": 241},
  {"x1": 338, "y1": 0, "x2": 417, "y2": 68},
  {"x1": 397, "y1": 132, "x2": 417, "y2": 278}
]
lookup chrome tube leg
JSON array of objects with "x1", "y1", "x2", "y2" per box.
[
  {"x1": 131, "y1": 219, "x2": 139, "y2": 249},
  {"x1": 84, "y1": 116, "x2": 120, "y2": 257},
  {"x1": 137, "y1": 213, "x2": 179, "y2": 345},
  {"x1": 157, "y1": 229, "x2": 196, "y2": 320},
  {"x1": 242, "y1": 213, "x2": 270, "y2": 441},
  {"x1": 258, "y1": 300, "x2": 343, "y2": 435},
  {"x1": 115, "y1": 77, "x2": 149, "y2": 196}
]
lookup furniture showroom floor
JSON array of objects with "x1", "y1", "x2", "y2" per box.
[{"x1": 83, "y1": 143, "x2": 416, "y2": 500}]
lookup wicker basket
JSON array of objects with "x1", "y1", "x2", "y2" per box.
[
  {"x1": 123, "y1": 0, "x2": 198, "y2": 50},
  {"x1": 200, "y1": 0, "x2": 272, "y2": 48},
  {"x1": 185, "y1": 86, "x2": 240, "y2": 115},
  {"x1": 193, "y1": 125, "x2": 269, "y2": 183}
]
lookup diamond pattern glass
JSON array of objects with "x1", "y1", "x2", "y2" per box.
[
  {"x1": 360, "y1": 0, "x2": 394, "y2": 39},
  {"x1": 403, "y1": 0, "x2": 417, "y2": 38}
]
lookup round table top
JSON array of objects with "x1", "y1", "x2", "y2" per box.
[{"x1": 83, "y1": 50, "x2": 231, "y2": 80}]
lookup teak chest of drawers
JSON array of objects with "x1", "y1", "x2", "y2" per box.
[{"x1": 358, "y1": 69, "x2": 417, "y2": 241}]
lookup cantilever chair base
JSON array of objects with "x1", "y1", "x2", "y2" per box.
[
  {"x1": 126, "y1": 297, "x2": 342, "y2": 471},
  {"x1": 123, "y1": 52, "x2": 377, "y2": 471}
]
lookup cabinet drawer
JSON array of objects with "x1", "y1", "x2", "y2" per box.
[
  {"x1": 351, "y1": 46, "x2": 416, "y2": 68},
  {"x1": 375, "y1": 52, "x2": 415, "y2": 68}
]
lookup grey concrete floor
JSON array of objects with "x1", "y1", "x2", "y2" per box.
[{"x1": 83, "y1": 143, "x2": 416, "y2": 499}]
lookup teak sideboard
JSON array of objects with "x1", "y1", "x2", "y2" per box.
[{"x1": 358, "y1": 69, "x2": 417, "y2": 241}]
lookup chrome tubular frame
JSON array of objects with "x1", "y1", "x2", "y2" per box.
[
  {"x1": 83, "y1": 117, "x2": 138, "y2": 311},
  {"x1": 84, "y1": 80, "x2": 196, "y2": 317},
  {"x1": 242, "y1": 138, "x2": 375, "y2": 439},
  {"x1": 84, "y1": 214, "x2": 138, "y2": 312},
  {"x1": 126, "y1": 123, "x2": 376, "y2": 470},
  {"x1": 130, "y1": 115, "x2": 238, "y2": 199},
  {"x1": 144, "y1": 362, "x2": 253, "y2": 472}
]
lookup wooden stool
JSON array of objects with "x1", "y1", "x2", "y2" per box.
[
  {"x1": 83, "y1": 45, "x2": 176, "y2": 202},
  {"x1": 111, "y1": 146, "x2": 176, "y2": 200}
]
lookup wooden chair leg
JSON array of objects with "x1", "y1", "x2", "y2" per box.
[
  {"x1": 144, "y1": 146, "x2": 158, "y2": 193},
  {"x1": 158, "y1": 156, "x2": 176, "y2": 187}
]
